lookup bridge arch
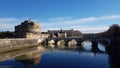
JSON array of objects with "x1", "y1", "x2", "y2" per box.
[
  {"x1": 97, "y1": 43, "x2": 106, "y2": 52},
  {"x1": 81, "y1": 40, "x2": 92, "y2": 44},
  {"x1": 98, "y1": 40, "x2": 110, "y2": 46},
  {"x1": 68, "y1": 39, "x2": 78, "y2": 46},
  {"x1": 57, "y1": 40, "x2": 65, "y2": 46},
  {"x1": 44, "y1": 37, "x2": 110, "y2": 50},
  {"x1": 48, "y1": 39, "x2": 55, "y2": 44},
  {"x1": 81, "y1": 40, "x2": 92, "y2": 50}
]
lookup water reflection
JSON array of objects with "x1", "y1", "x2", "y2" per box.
[
  {"x1": 106, "y1": 42, "x2": 120, "y2": 68},
  {"x1": 98, "y1": 43, "x2": 105, "y2": 51},
  {"x1": 82, "y1": 41, "x2": 92, "y2": 51},
  {"x1": 0, "y1": 46, "x2": 46, "y2": 68},
  {"x1": 0, "y1": 46, "x2": 43, "y2": 62},
  {"x1": 48, "y1": 44, "x2": 55, "y2": 48},
  {"x1": 15, "y1": 51, "x2": 41, "y2": 67},
  {"x1": 0, "y1": 41, "x2": 120, "y2": 68},
  {"x1": 38, "y1": 46, "x2": 109, "y2": 68},
  {"x1": 109, "y1": 56, "x2": 120, "y2": 68}
]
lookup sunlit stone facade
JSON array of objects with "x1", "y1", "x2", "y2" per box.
[{"x1": 15, "y1": 20, "x2": 41, "y2": 38}]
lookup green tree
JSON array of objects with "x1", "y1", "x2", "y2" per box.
[{"x1": 107, "y1": 24, "x2": 120, "y2": 39}]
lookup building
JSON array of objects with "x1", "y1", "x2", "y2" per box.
[
  {"x1": 57, "y1": 32, "x2": 67, "y2": 38},
  {"x1": 48, "y1": 29, "x2": 67, "y2": 38},
  {"x1": 15, "y1": 20, "x2": 41, "y2": 38},
  {"x1": 48, "y1": 29, "x2": 82, "y2": 38}
]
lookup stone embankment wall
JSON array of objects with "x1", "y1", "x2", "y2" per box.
[
  {"x1": 0, "y1": 34, "x2": 49, "y2": 52},
  {"x1": 0, "y1": 38, "x2": 39, "y2": 51}
]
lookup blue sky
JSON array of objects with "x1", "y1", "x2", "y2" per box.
[{"x1": 0, "y1": 0, "x2": 120, "y2": 33}]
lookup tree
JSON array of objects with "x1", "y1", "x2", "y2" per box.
[
  {"x1": 0, "y1": 31, "x2": 15, "y2": 38},
  {"x1": 107, "y1": 24, "x2": 120, "y2": 39}
]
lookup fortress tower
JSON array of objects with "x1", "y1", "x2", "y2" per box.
[{"x1": 15, "y1": 20, "x2": 41, "y2": 38}]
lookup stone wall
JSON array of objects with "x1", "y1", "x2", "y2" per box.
[{"x1": 0, "y1": 38, "x2": 39, "y2": 51}]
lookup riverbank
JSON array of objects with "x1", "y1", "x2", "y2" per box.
[{"x1": 0, "y1": 38, "x2": 40, "y2": 53}]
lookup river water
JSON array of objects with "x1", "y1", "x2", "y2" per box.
[{"x1": 0, "y1": 41, "x2": 115, "y2": 68}]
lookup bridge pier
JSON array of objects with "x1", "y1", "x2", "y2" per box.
[
  {"x1": 64, "y1": 43, "x2": 68, "y2": 46},
  {"x1": 91, "y1": 41, "x2": 99, "y2": 52},
  {"x1": 54, "y1": 41, "x2": 57, "y2": 45},
  {"x1": 77, "y1": 43, "x2": 81, "y2": 46},
  {"x1": 44, "y1": 39, "x2": 48, "y2": 45},
  {"x1": 92, "y1": 40, "x2": 98, "y2": 45}
]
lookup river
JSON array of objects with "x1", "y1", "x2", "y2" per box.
[{"x1": 0, "y1": 41, "x2": 118, "y2": 68}]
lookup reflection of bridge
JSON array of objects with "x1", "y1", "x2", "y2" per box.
[
  {"x1": 47, "y1": 47, "x2": 107, "y2": 57},
  {"x1": 43, "y1": 37, "x2": 111, "y2": 46}
]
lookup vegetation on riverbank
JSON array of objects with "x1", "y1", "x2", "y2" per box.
[
  {"x1": 96, "y1": 24, "x2": 120, "y2": 43},
  {"x1": 0, "y1": 31, "x2": 14, "y2": 38}
]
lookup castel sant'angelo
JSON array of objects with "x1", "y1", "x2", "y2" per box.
[
  {"x1": 15, "y1": 19, "x2": 42, "y2": 38},
  {"x1": 14, "y1": 19, "x2": 82, "y2": 39}
]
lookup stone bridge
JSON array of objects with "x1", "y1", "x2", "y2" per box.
[{"x1": 43, "y1": 37, "x2": 111, "y2": 47}]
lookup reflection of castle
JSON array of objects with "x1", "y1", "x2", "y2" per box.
[
  {"x1": 15, "y1": 20, "x2": 41, "y2": 38},
  {"x1": 15, "y1": 51, "x2": 42, "y2": 66},
  {"x1": 0, "y1": 46, "x2": 45, "y2": 64},
  {"x1": 14, "y1": 46, "x2": 46, "y2": 67}
]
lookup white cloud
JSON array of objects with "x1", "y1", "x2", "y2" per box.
[
  {"x1": 58, "y1": 17, "x2": 95, "y2": 24},
  {"x1": 79, "y1": 27, "x2": 109, "y2": 33},
  {"x1": 64, "y1": 25, "x2": 109, "y2": 33},
  {"x1": 43, "y1": 15, "x2": 120, "y2": 26},
  {"x1": 0, "y1": 18, "x2": 18, "y2": 23},
  {"x1": 0, "y1": 15, "x2": 120, "y2": 33},
  {"x1": 41, "y1": 25, "x2": 109, "y2": 33},
  {"x1": 0, "y1": 23, "x2": 13, "y2": 31},
  {"x1": 96, "y1": 15, "x2": 120, "y2": 21},
  {"x1": 0, "y1": 18, "x2": 25, "y2": 31},
  {"x1": 42, "y1": 15, "x2": 120, "y2": 33},
  {"x1": 48, "y1": 16, "x2": 72, "y2": 21}
]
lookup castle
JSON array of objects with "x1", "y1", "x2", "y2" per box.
[{"x1": 15, "y1": 20, "x2": 41, "y2": 38}]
